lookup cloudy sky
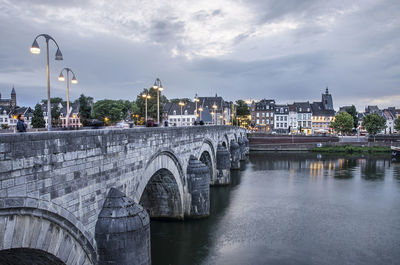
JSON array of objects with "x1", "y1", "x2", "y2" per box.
[{"x1": 0, "y1": 0, "x2": 399, "y2": 110}]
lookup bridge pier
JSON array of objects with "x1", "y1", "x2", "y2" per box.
[
  {"x1": 215, "y1": 143, "x2": 231, "y2": 185},
  {"x1": 95, "y1": 188, "x2": 151, "y2": 265},
  {"x1": 243, "y1": 136, "x2": 250, "y2": 155},
  {"x1": 186, "y1": 155, "x2": 210, "y2": 218},
  {"x1": 238, "y1": 137, "x2": 246, "y2": 161},
  {"x1": 230, "y1": 139, "x2": 241, "y2": 169}
]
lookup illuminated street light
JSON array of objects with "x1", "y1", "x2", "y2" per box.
[
  {"x1": 30, "y1": 34, "x2": 63, "y2": 131},
  {"x1": 179, "y1": 101, "x2": 185, "y2": 127},
  {"x1": 58, "y1": 67, "x2": 78, "y2": 128},
  {"x1": 141, "y1": 90, "x2": 151, "y2": 123},
  {"x1": 198, "y1": 107, "x2": 203, "y2": 121},
  {"x1": 152, "y1": 78, "x2": 163, "y2": 125},
  {"x1": 194, "y1": 95, "x2": 200, "y2": 117},
  {"x1": 212, "y1": 103, "x2": 218, "y2": 125}
]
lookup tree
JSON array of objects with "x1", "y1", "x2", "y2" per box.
[
  {"x1": 31, "y1": 104, "x2": 46, "y2": 128},
  {"x1": 394, "y1": 116, "x2": 400, "y2": 132},
  {"x1": 51, "y1": 103, "x2": 61, "y2": 127},
  {"x1": 236, "y1": 100, "x2": 250, "y2": 116},
  {"x1": 331, "y1": 112, "x2": 353, "y2": 135},
  {"x1": 92, "y1": 100, "x2": 125, "y2": 125},
  {"x1": 344, "y1": 105, "x2": 358, "y2": 129},
  {"x1": 362, "y1": 113, "x2": 386, "y2": 137},
  {"x1": 77, "y1": 94, "x2": 93, "y2": 126}
]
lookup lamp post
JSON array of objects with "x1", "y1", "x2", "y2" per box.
[
  {"x1": 212, "y1": 103, "x2": 218, "y2": 125},
  {"x1": 179, "y1": 101, "x2": 185, "y2": 127},
  {"x1": 141, "y1": 91, "x2": 151, "y2": 123},
  {"x1": 194, "y1": 95, "x2": 200, "y2": 116},
  {"x1": 58, "y1": 68, "x2": 77, "y2": 128},
  {"x1": 30, "y1": 34, "x2": 63, "y2": 131},
  {"x1": 151, "y1": 78, "x2": 163, "y2": 125},
  {"x1": 198, "y1": 107, "x2": 203, "y2": 122}
]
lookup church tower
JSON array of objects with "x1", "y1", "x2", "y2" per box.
[
  {"x1": 11, "y1": 86, "x2": 16, "y2": 107},
  {"x1": 322, "y1": 87, "x2": 333, "y2": 110}
]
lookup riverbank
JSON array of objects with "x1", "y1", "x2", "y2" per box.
[{"x1": 310, "y1": 145, "x2": 390, "y2": 153}]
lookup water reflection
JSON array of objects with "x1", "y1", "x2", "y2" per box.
[
  {"x1": 151, "y1": 166, "x2": 243, "y2": 265},
  {"x1": 151, "y1": 153, "x2": 399, "y2": 265}
]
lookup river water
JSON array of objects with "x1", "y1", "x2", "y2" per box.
[{"x1": 151, "y1": 153, "x2": 400, "y2": 265}]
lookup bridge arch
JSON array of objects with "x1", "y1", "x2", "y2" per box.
[
  {"x1": 198, "y1": 138, "x2": 217, "y2": 182},
  {"x1": 137, "y1": 149, "x2": 185, "y2": 219},
  {"x1": 0, "y1": 198, "x2": 96, "y2": 265}
]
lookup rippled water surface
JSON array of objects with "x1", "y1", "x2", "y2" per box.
[{"x1": 151, "y1": 153, "x2": 400, "y2": 265}]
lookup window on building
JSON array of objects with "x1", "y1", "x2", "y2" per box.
[
  {"x1": 266, "y1": 119, "x2": 269, "y2": 124},
  {"x1": 261, "y1": 119, "x2": 265, "y2": 124},
  {"x1": 308, "y1": 121, "x2": 311, "y2": 127},
  {"x1": 284, "y1": 116, "x2": 287, "y2": 121},
  {"x1": 173, "y1": 110, "x2": 176, "y2": 115},
  {"x1": 256, "y1": 113, "x2": 259, "y2": 117},
  {"x1": 262, "y1": 112, "x2": 265, "y2": 117},
  {"x1": 298, "y1": 121, "x2": 301, "y2": 127},
  {"x1": 284, "y1": 123, "x2": 287, "y2": 127},
  {"x1": 256, "y1": 119, "x2": 259, "y2": 124}
]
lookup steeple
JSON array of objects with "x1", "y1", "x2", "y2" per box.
[
  {"x1": 325, "y1": 87, "x2": 329, "y2": 94},
  {"x1": 10, "y1": 85, "x2": 16, "y2": 107}
]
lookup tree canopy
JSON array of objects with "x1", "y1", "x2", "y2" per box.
[
  {"x1": 236, "y1": 100, "x2": 250, "y2": 116},
  {"x1": 31, "y1": 104, "x2": 46, "y2": 128},
  {"x1": 331, "y1": 112, "x2": 353, "y2": 135},
  {"x1": 362, "y1": 113, "x2": 386, "y2": 136},
  {"x1": 77, "y1": 94, "x2": 93, "y2": 126},
  {"x1": 344, "y1": 105, "x2": 358, "y2": 129},
  {"x1": 394, "y1": 116, "x2": 400, "y2": 132}
]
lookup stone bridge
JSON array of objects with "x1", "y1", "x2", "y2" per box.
[{"x1": 0, "y1": 126, "x2": 247, "y2": 265}]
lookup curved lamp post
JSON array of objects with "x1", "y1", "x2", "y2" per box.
[
  {"x1": 141, "y1": 90, "x2": 151, "y2": 123},
  {"x1": 30, "y1": 34, "x2": 63, "y2": 131},
  {"x1": 58, "y1": 68, "x2": 77, "y2": 128},
  {"x1": 151, "y1": 78, "x2": 164, "y2": 125},
  {"x1": 179, "y1": 101, "x2": 185, "y2": 127}
]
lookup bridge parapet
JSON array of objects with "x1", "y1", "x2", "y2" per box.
[{"x1": 0, "y1": 126, "x2": 246, "y2": 262}]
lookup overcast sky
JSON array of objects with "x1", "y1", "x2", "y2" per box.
[{"x1": 0, "y1": 0, "x2": 399, "y2": 110}]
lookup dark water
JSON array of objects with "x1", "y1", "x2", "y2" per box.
[{"x1": 151, "y1": 153, "x2": 400, "y2": 265}]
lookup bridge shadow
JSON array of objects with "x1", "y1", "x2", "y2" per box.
[{"x1": 150, "y1": 169, "x2": 242, "y2": 265}]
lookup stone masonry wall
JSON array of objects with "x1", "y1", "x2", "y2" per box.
[{"x1": 0, "y1": 126, "x2": 245, "y2": 247}]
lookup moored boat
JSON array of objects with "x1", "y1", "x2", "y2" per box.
[{"x1": 391, "y1": 146, "x2": 400, "y2": 158}]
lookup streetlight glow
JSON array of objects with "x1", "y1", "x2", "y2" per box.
[
  {"x1": 30, "y1": 39, "x2": 40, "y2": 54},
  {"x1": 58, "y1": 73, "x2": 65, "y2": 82},
  {"x1": 71, "y1": 76, "x2": 78, "y2": 84}
]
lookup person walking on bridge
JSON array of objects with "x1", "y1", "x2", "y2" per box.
[{"x1": 16, "y1": 114, "x2": 27, "y2": 133}]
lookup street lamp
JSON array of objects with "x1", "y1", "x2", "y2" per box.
[
  {"x1": 30, "y1": 34, "x2": 63, "y2": 131},
  {"x1": 58, "y1": 68, "x2": 77, "y2": 128},
  {"x1": 198, "y1": 107, "x2": 203, "y2": 122},
  {"x1": 141, "y1": 90, "x2": 151, "y2": 123},
  {"x1": 152, "y1": 78, "x2": 163, "y2": 125},
  {"x1": 194, "y1": 95, "x2": 200, "y2": 116},
  {"x1": 212, "y1": 103, "x2": 218, "y2": 125},
  {"x1": 179, "y1": 101, "x2": 185, "y2": 127}
]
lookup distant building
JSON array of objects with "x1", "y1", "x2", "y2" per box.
[
  {"x1": 288, "y1": 104, "x2": 298, "y2": 133},
  {"x1": 41, "y1": 101, "x2": 82, "y2": 128},
  {"x1": 310, "y1": 88, "x2": 335, "y2": 134},
  {"x1": 197, "y1": 95, "x2": 232, "y2": 125},
  {"x1": 294, "y1": 102, "x2": 312, "y2": 135},
  {"x1": 274, "y1": 104, "x2": 289, "y2": 133},
  {"x1": 163, "y1": 102, "x2": 197, "y2": 126},
  {"x1": 0, "y1": 86, "x2": 17, "y2": 108},
  {"x1": 251, "y1": 99, "x2": 275, "y2": 132},
  {"x1": 382, "y1": 109, "x2": 396, "y2": 134}
]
